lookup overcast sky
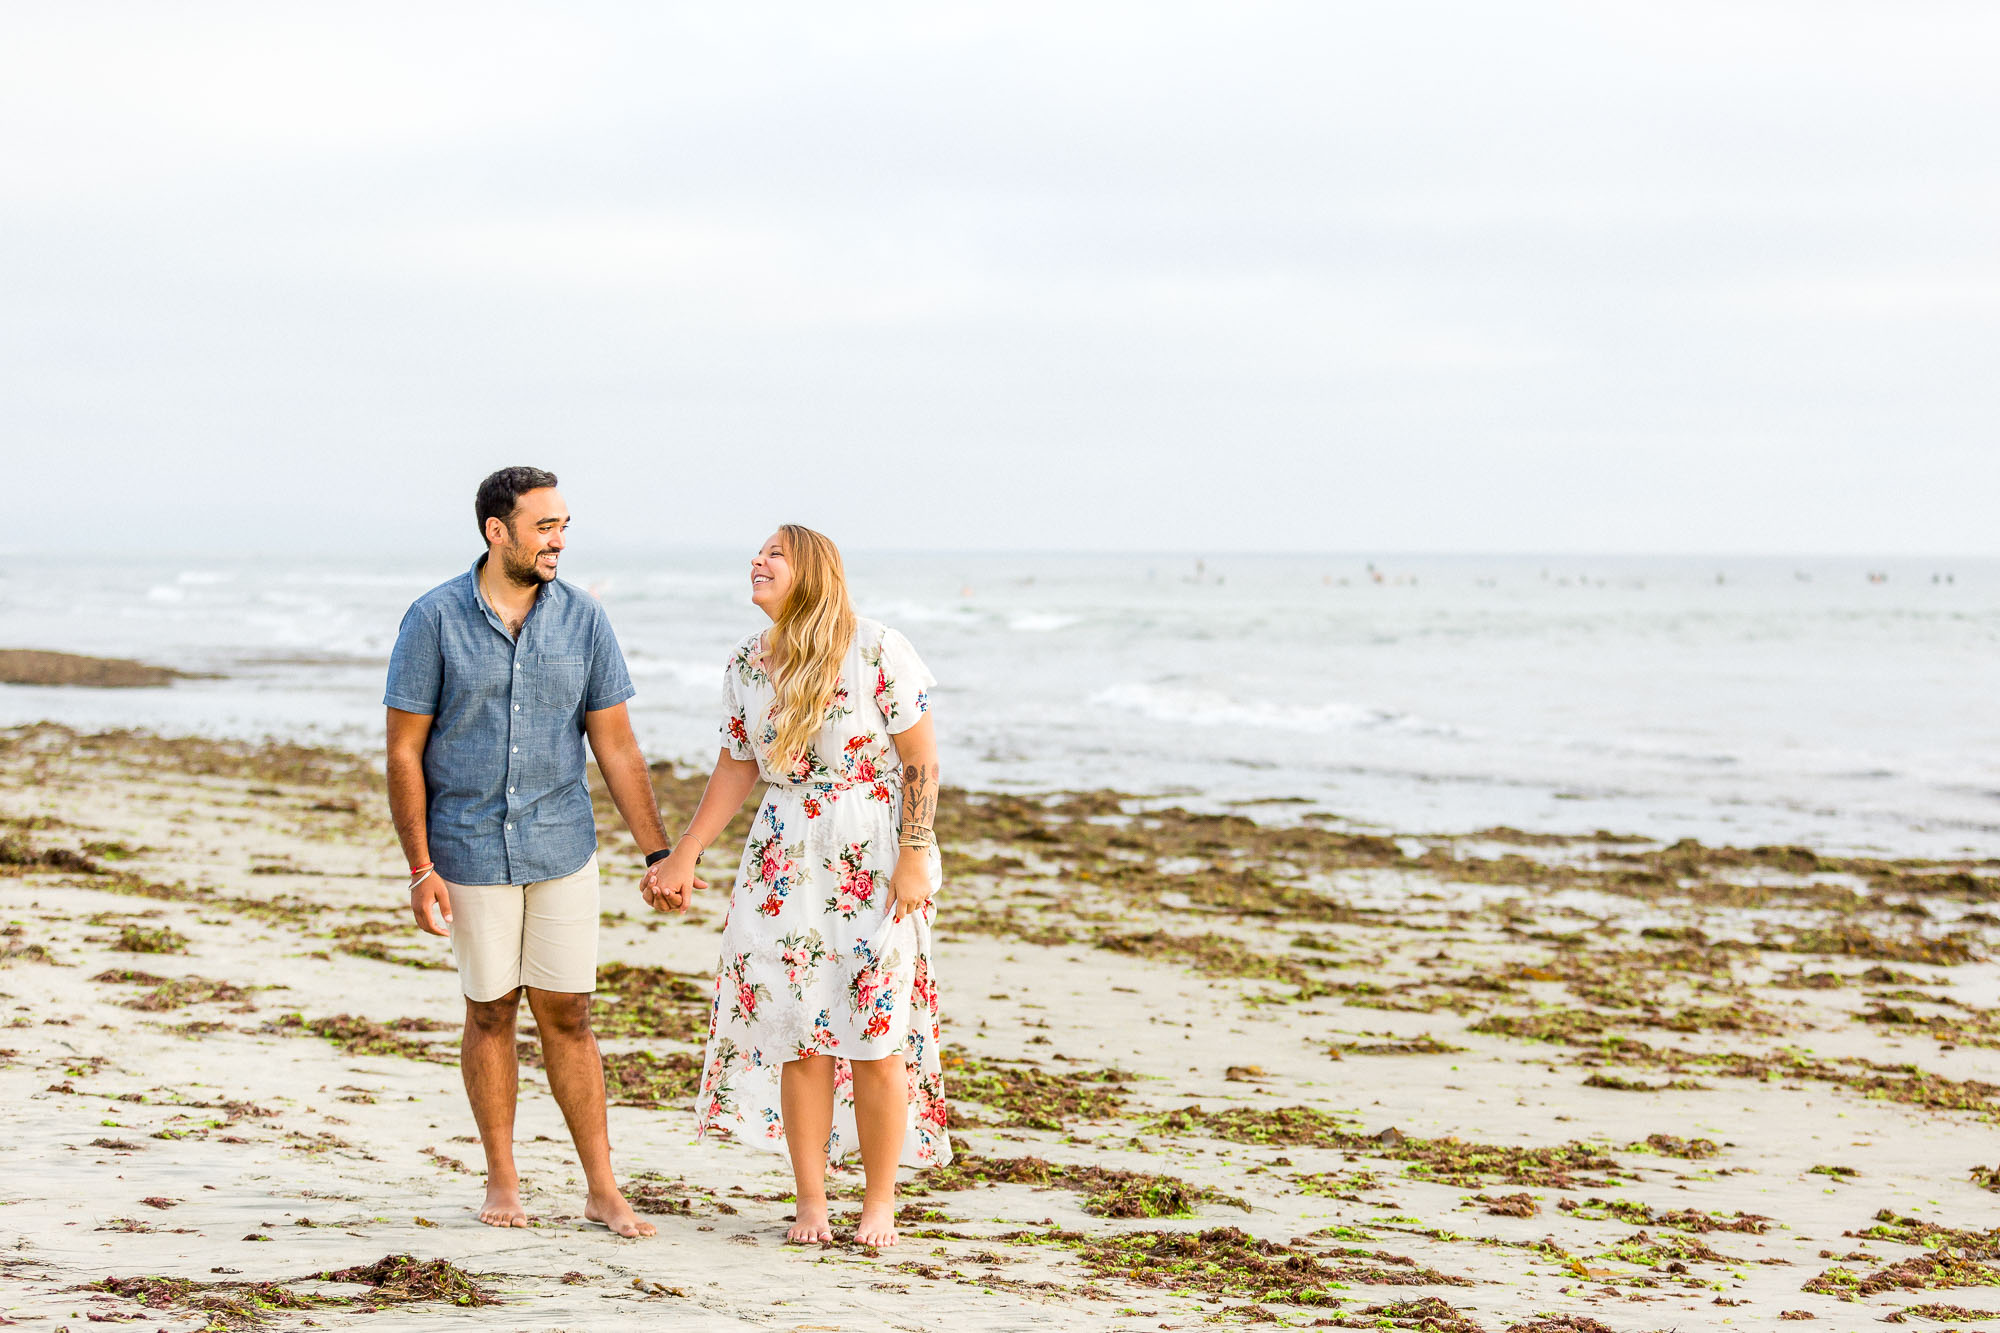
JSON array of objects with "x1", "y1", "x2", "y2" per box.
[{"x1": 5, "y1": 2, "x2": 1996, "y2": 556}]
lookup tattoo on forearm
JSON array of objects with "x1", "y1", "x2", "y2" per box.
[{"x1": 902, "y1": 763, "x2": 937, "y2": 831}]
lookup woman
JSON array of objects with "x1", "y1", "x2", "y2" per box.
[{"x1": 643, "y1": 525, "x2": 950, "y2": 1248}]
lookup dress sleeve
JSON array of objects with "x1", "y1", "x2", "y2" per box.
[
  {"x1": 871, "y1": 625, "x2": 936, "y2": 734},
  {"x1": 719, "y1": 655, "x2": 756, "y2": 761}
]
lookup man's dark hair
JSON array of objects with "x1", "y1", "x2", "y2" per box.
[{"x1": 475, "y1": 467, "x2": 559, "y2": 542}]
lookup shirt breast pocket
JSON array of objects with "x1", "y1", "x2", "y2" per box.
[{"x1": 534, "y1": 656, "x2": 588, "y2": 712}]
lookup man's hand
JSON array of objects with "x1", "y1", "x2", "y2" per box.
[{"x1": 410, "y1": 875, "x2": 455, "y2": 936}]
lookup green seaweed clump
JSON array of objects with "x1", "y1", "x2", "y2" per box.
[
  {"x1": 922, "y1": 1153, "x2": 1246, "y2": 1218},
  {"x1": 948, "y1": 1054, "x2": 1132, "y2": 1130},
  {"x1": 317, "y1": 1254, "x2": 499, "y2": 1309},
  {"x1": 600, "y1": 1050, "x2": 700, "y2": 1107},
  {"x1": 592, "y1": 963, "x2": 713, "y2": 1041}
]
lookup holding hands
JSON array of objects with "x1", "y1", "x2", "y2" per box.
[{"x1": 641, "y1": 837, "x2": 708, "y2": 913}]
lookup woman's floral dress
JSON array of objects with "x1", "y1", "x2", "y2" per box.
[{"x1": 693, "y1": 617, "x2": 951, "y2": 1168}]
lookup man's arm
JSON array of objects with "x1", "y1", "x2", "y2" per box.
[
  {"x1": 386, "y1": 707, "x2": 451, "y2": 936},
  {"x1": 583, "y1": 702, "x2": 671, "y2": 859}
]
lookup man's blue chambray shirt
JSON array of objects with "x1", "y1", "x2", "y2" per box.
[{"x1": 383, "y1": 556, "x2": 636, "y2": 886}]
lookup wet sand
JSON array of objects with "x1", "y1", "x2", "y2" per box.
[{"x1": 3, "y1": 722, "x2": 2000, "y2": 1330}]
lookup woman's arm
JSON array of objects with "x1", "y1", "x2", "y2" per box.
[
  {"x1": 888, "y1": 714, "x2": 940, "y2": 920},
  {"x1": 643, "y1": 749, "x2": 761, "y2": 912}
]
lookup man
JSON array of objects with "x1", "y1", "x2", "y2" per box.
[{"x1": 384, "y1": 466, "x2": 680, "y2": 1237}]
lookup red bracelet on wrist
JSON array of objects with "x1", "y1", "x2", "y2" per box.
[{"x1": 409, "y1": 862, "x2": 434, "y2": 876}]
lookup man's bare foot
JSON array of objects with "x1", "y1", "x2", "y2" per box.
[
  {"x1": 478, "y1": 1182, "x2": 529, "y2": 1228},
  {"x1": 786, "y1": 1198, "x2": 833, "y2": 1244},
  {"x1": 854, "y1": 1199, "x2": 897, "y2": 1248},
  {"x1": 585, "y1": 1189, "x2": 656, "y2": 1238}
]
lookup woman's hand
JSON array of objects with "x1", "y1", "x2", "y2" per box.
[
  {"x1": 888, "y1": 849, "x2": 936, "y2": 921},
  {"x1": 642, "y1": 842, "x2": 708, "y2": 913}
]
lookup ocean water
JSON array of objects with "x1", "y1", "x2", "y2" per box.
[{"x1": 2, "y1": 551, "x2": 1994, "y2": 858}]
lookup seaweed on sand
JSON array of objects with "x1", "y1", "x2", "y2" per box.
[
  {"x1": 111, "y1": 924, "x2": 189, "y2": 954},
  {"x1": 591, "y1": 963, "x2": 713, "y2": 1042},
  {"x1": 1145, "y1": 1107, "x2": 1626, "y2": 1189},
  {"x1": 1803, "y1": 1252, "x2": 2000, "y2": 1299},
  {"x1": 1600, "y1": 1229, "x2": 1743, "y2": 1269},
  {"x1": 1004, "y1": 1225, "x2": 1468, "y2": 1303},
  {"x1": 1558, "y1": 1196, "x2": 1768, "y2": 1233},
  {"x1": 600, "y1": 1050, "x2": 701, "y2": 1107},
  {"x1": 1318, "y1": 1296, "x2": 1486, "y2": 1331},
  {"x1": 1336, "y1": 1034, "x2": 1466, "y2": 1056},
  {"x1": 271, "y1": 1013, "x2": 456, "y2": 1063},
  {"x1": 1144, "y1": 1104, "x2": 1362, "y2": 1149},
  {"x1": 919, "y1": 1153, "x2": 1247, "y2": 1218},
  {"x1": 947, "y1": 1054, "x2": 1132, "y2": 1130},
  {"x1": 1847, "y1": 1209, "x2": 2000, "y2": 1257},
  {"x1": 317, "y1": 1254, "x2": 499, "y2": 1308},
  {"x1": 80, "y1": 1275, "x2": 328, "y2": 1327}
]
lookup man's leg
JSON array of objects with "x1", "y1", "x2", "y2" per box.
[
  {"x1": 463, "y1": 989, "x2": 527, "y2": 1227},
  {"x1": 524, "y1": 986, "x2": 655, "y2": 1238}
]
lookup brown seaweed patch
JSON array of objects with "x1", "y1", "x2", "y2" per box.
[
  {"x1": 1847, "y1": 1209, "x2": 2000, "y2": 1257},
  {"x1": 1600, "y1": 1228, "x2": 1743, "y2": 1270},
  {"x1": 1627, "y1": 1133, "x2": 1720, "y2": 1159},
  {"x1": 121, "y1": 974, "x2": 253, "y2": 1011},
  {"x1": 334, "y1": 940, "x2": 452, "y2": 970},
  {"x1": 110, "y1": 924, "x2": 189, "y2": 954},
  {"x1": 1892, "y1": 1304, "x2": 2000, "y2": 1321},
  {"x1": 920, "y1": 1153, "x2": 1247, "y2": 1218},
  {"x1": 1147, "y1": 1107, "x2": 1624, "y2": 1188},
  {"x1": 948, "y1": 1054, "x2": 1132, "y2": 1130},
  {"x1": 1144, "y1": 1104, "x2": 1363, "y2": 1149},
  {"x1": 1319, "y1": 1296, "x2": 1486, "y2": 1331},
  {"x1": 1581, "y1": 1073, "x2": 1711, "y2": 1092},
  {"x1": 317, "y1": 1254, "x2": 499, "y2": 1309},
  {"x1": 1094, "y1": 929, "x2": 1325, "y2": 991},
  {"x1": 0, "y1": 831, "x2": 102, "y2": 874},
  {"x1": 1557, "y1": 1196, "x2": 1767, "y2": 1233},
  {"x1": 601, "y1": 1050, "x2": 700, "y2": 1107},
  {"x1": 1858, "y1": 1004, "x2": 2000, "y2": 1048},
  {"x1": 271, "y1": 1013, "x2": 455, "y2": 1063},
  {"x1": 1785, "y1": 926, "x2": 1980, "y2": 966},
  {"x1": 1009, "y1": 1225, "x2": 1469, "y2": 1304},
  {"x1": 80, "y1": 1275, "x2": 327, "y2": 1327},
  {"x1": 1335, "y1": 1034, "x2": 1467, "y2": 1057},
  {"x1": 592, "y1": 963, "x2": 712, "y2": 1042},
  {"x1": 1804, "y1": 1252, "x2": 2000, "y2": 1299}
]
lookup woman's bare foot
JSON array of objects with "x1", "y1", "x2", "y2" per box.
[
  {"x1": 584, "y1": 1189, "x2": 656, "y2": 1238},
  {"x1": 478, "y1": 1181, "x2": 529, "y2": 1228},
  {"x1": 854, "y1": 1199, "x2": 898, "y2": 1248},
  {"x1": 786, "y1": 1197, "x2": 833, "y2": 1244}
]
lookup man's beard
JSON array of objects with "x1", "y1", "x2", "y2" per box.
[{"x1": 496, "y1": 541, "x2": 555, "y2": 587}]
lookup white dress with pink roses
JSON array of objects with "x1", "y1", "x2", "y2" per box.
[{"x1": 692, "y1": 617, "x2": 951, "y2": 1169}]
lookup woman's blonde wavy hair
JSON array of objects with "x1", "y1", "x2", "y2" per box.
[{"x1": 761, "y1": 524, "x2": 856, "y2": 773}]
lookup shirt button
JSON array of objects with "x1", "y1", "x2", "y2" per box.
[
  {"x1": 508, "y1": 786, "x2": 515, "y2": 794},
  {"x1": 513, "y1": 703, "x2": 520, "y2": 711},
  {"x1": 514, "y1": 662, "x2": 521, "y2": 670},
  {"x1": 512, "y1": 746, "x2": 519, "y2": 754},
  {"x1": 505, "y1": 822, "x2": 513, "y2": 831}
]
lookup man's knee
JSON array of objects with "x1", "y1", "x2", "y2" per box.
[
  {"x1": 529, "y1": 989, "x2": 593, "y2": 1040},
  {"x1": 466, "y1": 990, "x2": 521, "y2": 1036}
]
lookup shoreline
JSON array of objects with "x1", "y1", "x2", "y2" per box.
[{"x1": 4, "y1": 723, "x2": 2000, "y2": 1329}]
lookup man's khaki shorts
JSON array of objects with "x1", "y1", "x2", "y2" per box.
[{"x1": 448, "y1": 855, "x2": 600, "y2": 1002}]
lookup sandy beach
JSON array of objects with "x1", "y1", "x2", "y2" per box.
[{"x1": 5, "y1": 722, "x2": 2000, "y2": 1331}]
